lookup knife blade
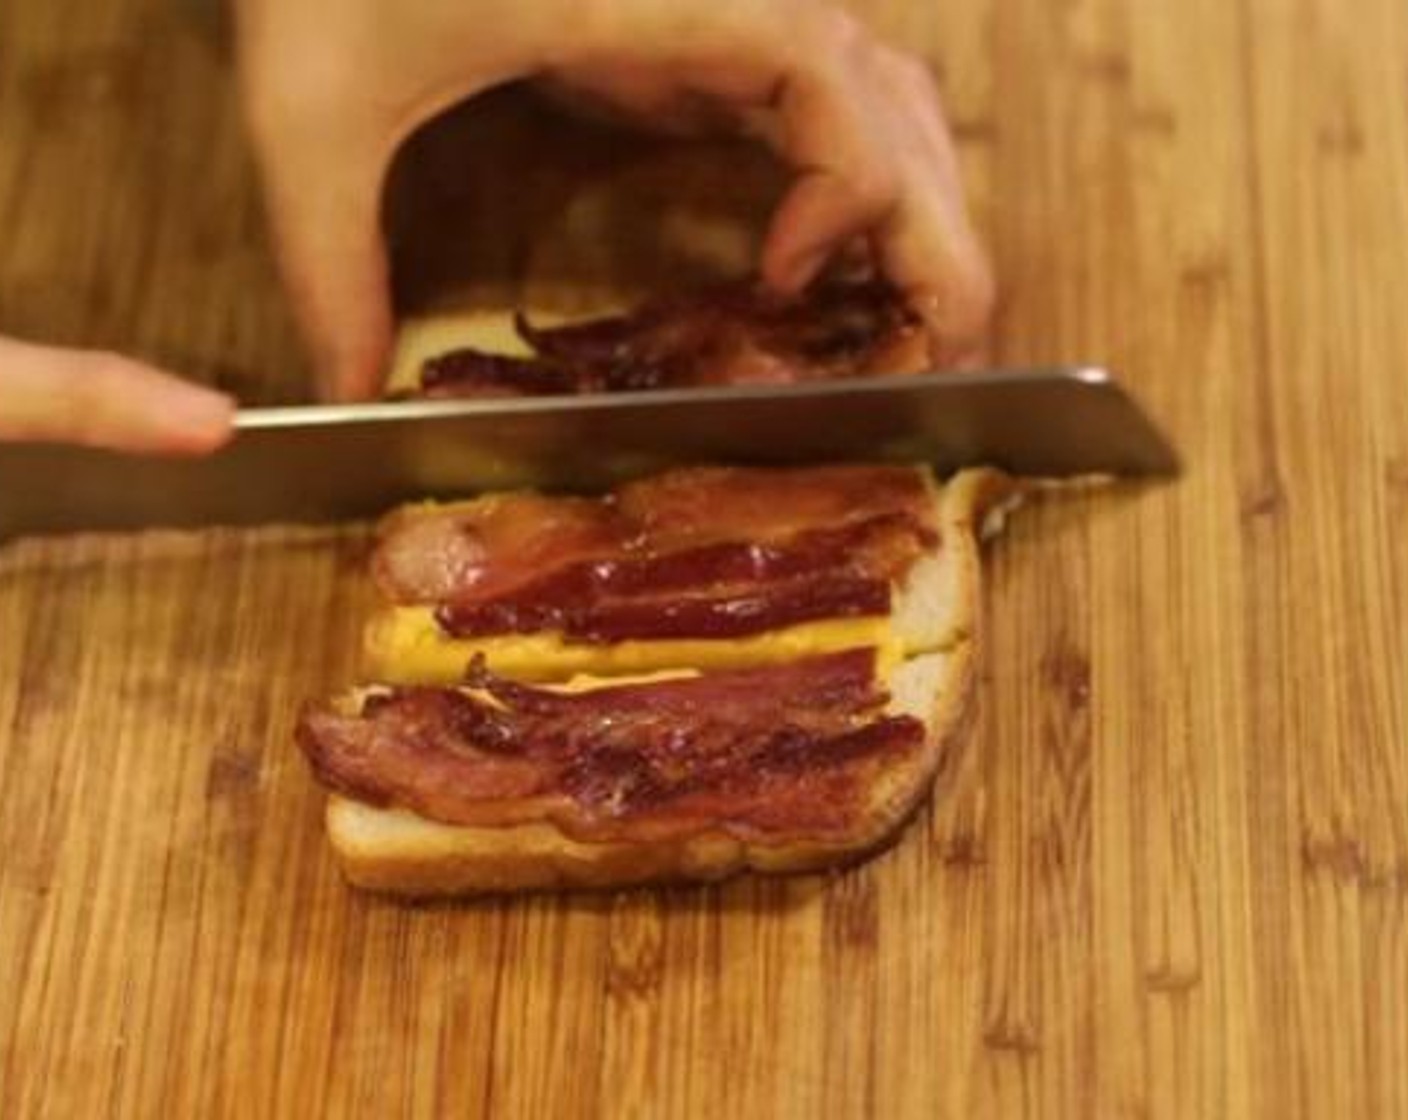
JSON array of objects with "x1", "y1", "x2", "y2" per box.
[{"x1": 0, "y1": 367, "x2": 1177, "y2": 538}]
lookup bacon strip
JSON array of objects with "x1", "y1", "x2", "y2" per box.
[
  {"x1": 297, "y1": 650, "x2": 925, "y2": 841},
  {"x1": 420, "y1": 351, "x2": 578, "y2": 397},
  {"x1": 416, "y1": 277, "x2": 928, "y2": 399},
  {"x1": 374, "y1": 464, "x2": 934, "y2": 605},
  {"x1": 373, "y1": 493, "x2": 625, "y2": 606},
  {"x1": 376, "y1": 466, "x2": 937, "y2": 642},
  {"x1": 550, "y1": 576, "x2": 891, "y2": 642},
  {"x1": 432, "y1": 514, "x2": 927, "y2": 640},
  {"x1": 440, "y1": 574, "x2": 891, "y2": 643}
]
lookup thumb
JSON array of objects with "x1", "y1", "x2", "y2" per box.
[{"x1": 0, "y1": 337, "x2": 234, "y2": 454}]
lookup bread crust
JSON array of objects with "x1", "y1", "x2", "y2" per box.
[{"x1": 318, "y1": 468, "x2": 1011, "y2": 896}]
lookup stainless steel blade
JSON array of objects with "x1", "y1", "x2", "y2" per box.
[{"x1": 0, "y1": 367, "x2": 1178, "y2": 538}]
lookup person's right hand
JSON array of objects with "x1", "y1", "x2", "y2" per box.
[
  {"x1": 0, "y1": 336, "x2": 234, "y2": 453},
  {"x1": 238, "y1": 0, "x2": 994, "y2": 403}
]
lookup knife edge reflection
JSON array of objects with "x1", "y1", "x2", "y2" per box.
[{"x1": 232, "y1": 366, "x2": 1118, "y2": 428}]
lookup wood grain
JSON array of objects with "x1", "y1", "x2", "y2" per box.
[{"x1": 1, "y1": 0, "x2": 1405, "y2": 1116}]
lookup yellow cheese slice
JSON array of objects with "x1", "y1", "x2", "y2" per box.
[{"x1": 364, "y1": 606, "x2": 899, "y2": 685}]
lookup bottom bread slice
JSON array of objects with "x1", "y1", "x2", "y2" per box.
[{"x1": 323, "y1": 645, "x2": 976, "y2": 895}]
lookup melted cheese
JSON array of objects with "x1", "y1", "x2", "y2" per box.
[{"x1": 364, "y1": 606, "x2": 898, "y2": 685}]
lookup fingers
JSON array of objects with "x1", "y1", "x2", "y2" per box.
[
  {"x1": 754, "y1": 7, "x2": 994, "y2": 361},
  {"x1": 248, "y1": 118, "x2": 393, "y2": 402},
  {"x1": 537, "y1": 66, "x2": 733, "y2": 136},
  {"x1": 867, "y1": 45, "x2": 994, "y2": 363},
  {"x1": 760, "y1": 168, "x2": 894, "y2": 293},
  {"x1": 237, "y1": 0, "x2": 399, "y2": 402},
  {"x1": 237, "y1": 0, "x2": 994, "y2": 391},
  {"x1": 0, "y1": 337, "x2": 234, "y2": 454},
  {"x1": 237, "y1": 0, "x2": 531, "y2": 403}
]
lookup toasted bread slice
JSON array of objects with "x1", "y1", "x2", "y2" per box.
[{"x1": 363, "y1": 468, "x2": 1010, "y2": 685}]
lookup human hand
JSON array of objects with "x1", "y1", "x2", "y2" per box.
[
  {"x1": 237, "y1": 0, "x2": 994, "y2": 402},
  {"x1": 0, "y1": 336, "x2": 234, "y2": 453}
]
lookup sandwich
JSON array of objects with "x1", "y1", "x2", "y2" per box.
[{"x1": 296, "y1": 465, "x2": 1016, "y2": 895}]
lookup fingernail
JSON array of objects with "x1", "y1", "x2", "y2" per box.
[{"x1": 160, "y1": 386, "x2": 236, "y2": 451}]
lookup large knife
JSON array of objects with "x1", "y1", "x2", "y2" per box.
[{"x1": 0, "y1": 367, "x2": 1177, "y2": 538}]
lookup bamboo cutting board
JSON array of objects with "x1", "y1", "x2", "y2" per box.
[{"x1": 1, "y1": 0, "x2": 1406, "y2": 1116}]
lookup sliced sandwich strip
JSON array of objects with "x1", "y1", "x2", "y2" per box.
[
  {"x1": 299, "y1": 645, "x2": 974, "y2": 895},
  {"x1": 363, "y1": 466, "x2": 1010, "y2": 684}
]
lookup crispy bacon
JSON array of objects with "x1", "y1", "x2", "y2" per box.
[
  {"x1": 420, "y1": 351, "x2": 578, "y2": 397},
  {"x1": 432, "y1": 513, "x2": 927, "y2": 639},
  {"x1": 374, "y1": 465, "x2": 937, "y2": 614},
  {"x1": 373, "y1": 493, "x2": 625, "y2": 605},
  {"x1": 612, "y1": 464, "x2": 936, "y2": 545},
  {"x1": 297, "y1": 650, "x2": 924, "y2": 840},
  {"x1": 416, "y1": 277, "x2": 929, "y2": 399},
  {"x1": 549, "y1": 575, "x2": 891, "y2": 642}
]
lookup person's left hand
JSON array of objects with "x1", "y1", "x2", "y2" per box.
[{"x1": 0, "y1": 336, "x2": 234, "y2": 452}]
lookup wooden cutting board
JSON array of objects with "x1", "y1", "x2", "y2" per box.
[{"x1": 1, "y1": 0, "x2": 1405, "y2": 1116}]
